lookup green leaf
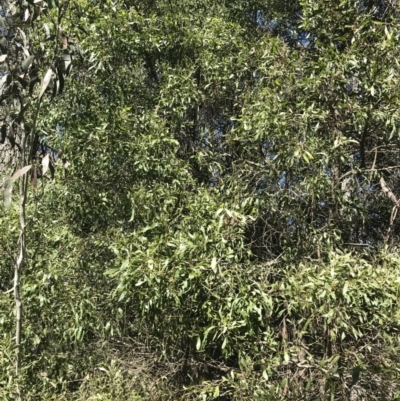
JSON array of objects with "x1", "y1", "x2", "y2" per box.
[
  {"x1": 38, "y1": 68, "x2": 53, "y2": 100},
  {"x1": 12, "y1": 165, "x2": 32, "y2": 180},
  {"x1": 305, "y1": 377, "x2": 312, "y2": 391},
  {"x1": 343, "y1": 282, "x2": 348, "y2": 297},
  {"x1": 213, "y1": 385, "x2": 219, "y2": 398},
  {"x1": 211, "y1": 257, "x2": 217, "y2": 273},
  {"x1": 22, "y1": 55, "x2": 35, "y2": 72},
  {"x1": 221, "y1": 337, "x2": 227, "y2": 349}
]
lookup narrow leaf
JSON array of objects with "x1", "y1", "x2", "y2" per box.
[
  {"x1": 24, "y1": 8, "x2": 30, "y2": 22},
  {"x1": 211, "y1": 257, "x2": 217, "y2": 273},
  {"x1": 343, "y1": 282, "x2": 349, "y2": 297},
  {"x1": 22, "y1": 55, "x2": 34, "y2": 72},
  {"x1": 17, "y1": 28, "x2": 27, "y2": 48},
  {"x1": 3, "y1": 178, "x2": 13, "y2": 209},
  {"x1": 43, "y1": 23, "x2": 50, "y2": 38},
  {"x1": 213, "y1": 386, "x2": 219, "y2": 398},
  {"x1": 42, "y1": 154, "x2": 49, "y2": 175},
  {"x1": 12, "y1": 165, "x2": 32, "y2": 180},
  {"x1": 38, "y1": 68, "x2": 52, "y2": 100},
  {"x1": 221, "y1": 337, "x2": 227, "y2": 349}
]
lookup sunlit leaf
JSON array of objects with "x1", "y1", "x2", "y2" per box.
[
  {"x1": 23, "y1": 8, "x2": 30, "y2": 22},
  {"x1": 343, "y1": 282, "x2": 348, "y2": 297},
  {"x1": 12, "y1": 165, "x2": 32, "y2": 180},
  {"x1": 213, "y1": 386, "x2": 219, "y2": 398},
  {"x1": 22, "y1": 55, "x2": 34, "y2": 72},
  {"x1": 211, "y1": 257, "x2": 217, "y2": 273},
  {"x1": 38, "y1": 68, "x2": 53, "y2": 100},
  {"x1": 42, "y1": 154, "x2": 49, "y2": 175}
]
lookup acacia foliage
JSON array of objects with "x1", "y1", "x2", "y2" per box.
[{"x1": 1, "y1": 0, "x2": 400, "y2": 399}]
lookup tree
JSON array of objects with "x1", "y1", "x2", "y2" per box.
[{"x1": 1, "y1": 0, "x2": 400, "y2": 400}]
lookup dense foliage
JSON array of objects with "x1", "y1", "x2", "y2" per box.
[{"x1": 1, "y1": 0, "x2": 400, "y2": 400}]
